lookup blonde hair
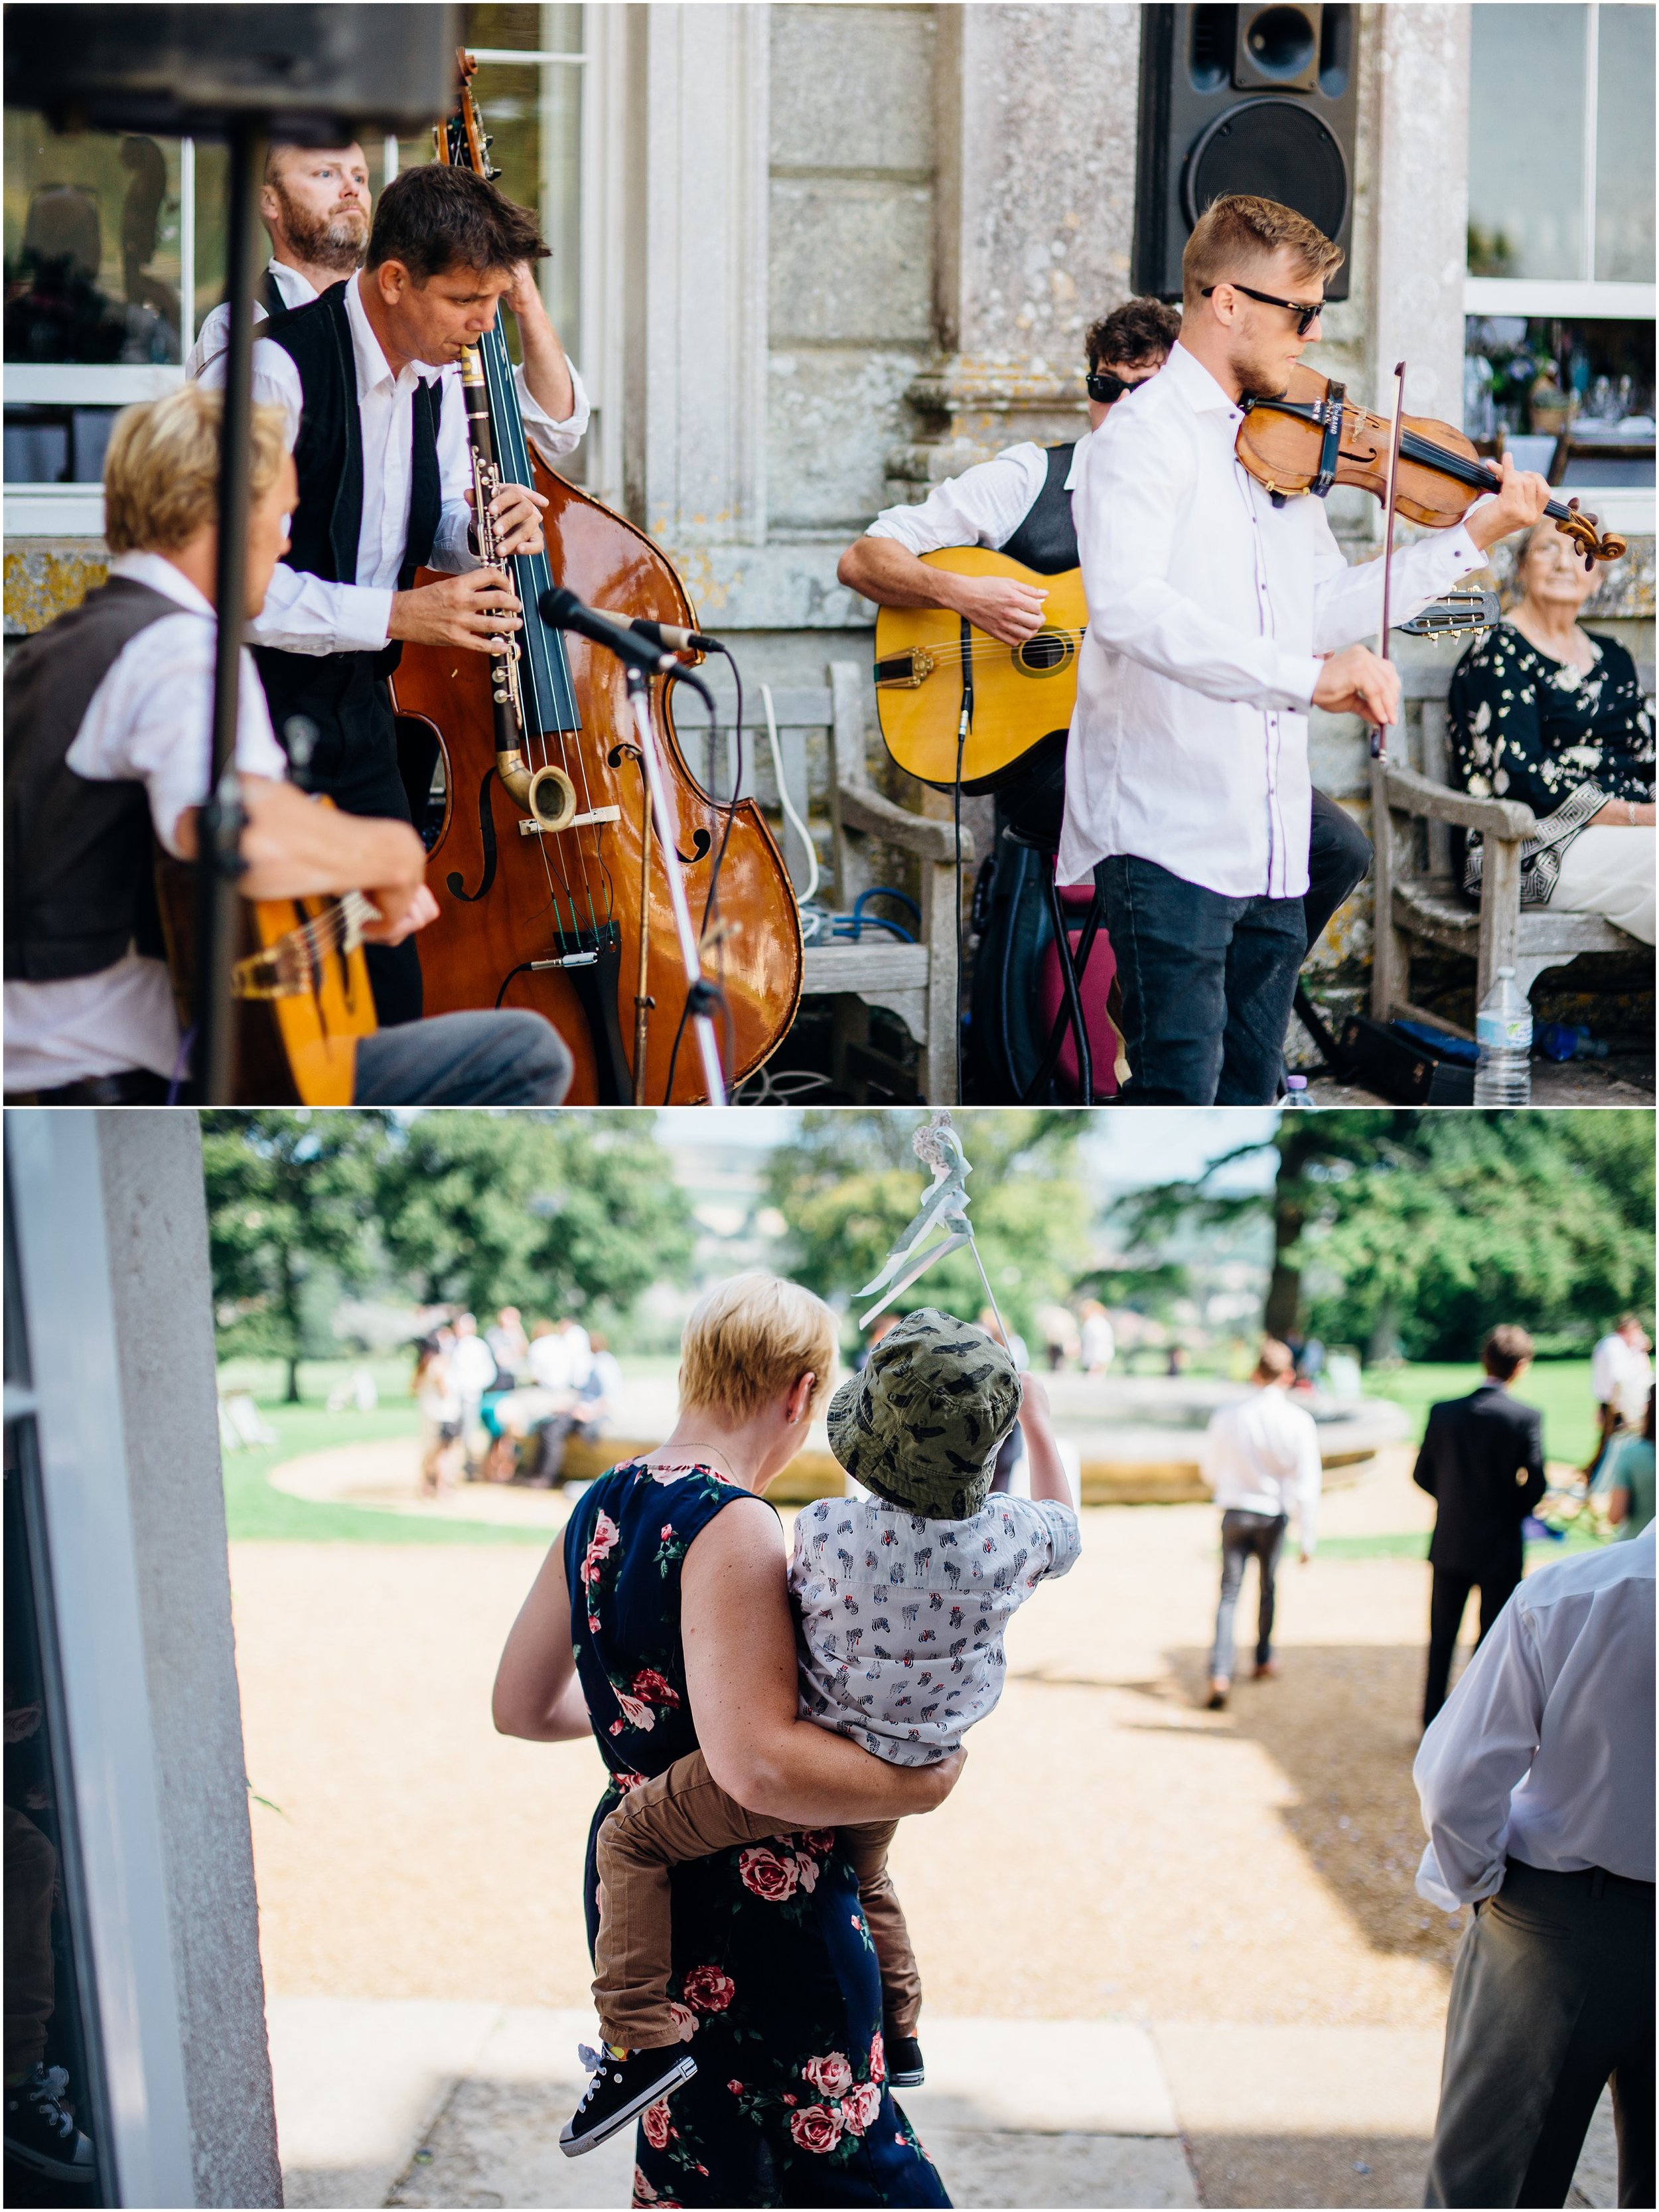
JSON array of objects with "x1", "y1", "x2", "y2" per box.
[
  {"x1": 103, "y1": 384, "x2": 289, "y2": 554},
  {"x1": 678, "y1": 1272, "x2": 837, "y2": 1423},
  {"x1": 1183, "y1": 193, "x2": 1343, "y2": 313}
]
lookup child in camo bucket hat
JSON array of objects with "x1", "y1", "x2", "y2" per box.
[
  {"x1": 565, "y1": 1300, "x2": 1080, "y2": 2157},
  {"x1": 826, "y1": 1307, "x2": 1022, "y2": 1520}
]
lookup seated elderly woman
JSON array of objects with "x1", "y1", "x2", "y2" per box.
[{"x1": 1447, "y1": 523, "x2": 1655, "y2": 944}]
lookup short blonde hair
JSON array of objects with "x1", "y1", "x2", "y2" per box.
[
  {"x1": 103, "y1": 384, "x2": 289, "y2": 554},
  {"x1": 1183, "y1": 193, "x2": 1343, "y2": 313},
  {"x1": 678, "y1": 1272, "x2": 837, "y2": 1423}
]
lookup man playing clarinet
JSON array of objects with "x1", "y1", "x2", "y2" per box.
[
  {"x1": 1059, "y1": 193, "x2": 1551, "y2": 1104},
  {"x1": 197, "y1": 160, "x2": 586, "y2": 1025}
]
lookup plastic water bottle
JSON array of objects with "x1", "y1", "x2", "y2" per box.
[
  {"x1": 1473, "y1": 967, "x2": 1532, "y2": 1105},
  {"x1": 1282, "y1": 1074, "x2": 1311, "y2": 1108}
]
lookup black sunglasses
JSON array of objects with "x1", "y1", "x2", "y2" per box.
[
  {"x1": 1085, "y1": 368, "x2": 1157, "y2": 404},
  {"x1": 1201, "y1": 281, "x2": 1324, "y2": 336}
]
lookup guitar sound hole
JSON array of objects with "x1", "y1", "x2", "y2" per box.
[{"x1": 1016, "y1": 632, "x2": 1073, "y2": 676}]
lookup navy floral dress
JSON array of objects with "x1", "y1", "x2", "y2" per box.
[{"x1": 564, "y1": 1460, "x2": 951, "y2": 2210}]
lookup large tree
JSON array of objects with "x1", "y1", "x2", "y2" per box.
[
  {"x1": 764, "y1": 1109, "x2": 1090, "y2": 1339},
  {"x1": 372, "y1": 1110, "x2": 695, "y2": 1321},
  {"x1": 200, "y1": 1109, "x2": 391, "y2": 1400}
]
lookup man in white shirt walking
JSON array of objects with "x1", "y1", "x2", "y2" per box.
[
  {"x1": 1200, "y1": 1338, "x2": 1321, "y2": 1709},
  {"x1": 1587, "y1": 1314, "x2": 1653, "y2": 1477},
  {"x1": 1061, "y1": 194, "x2": 1551, "y2": 1104},
  {"x1": 1413, "y1": 1526, "x2": 1654, "y2": 2207}
]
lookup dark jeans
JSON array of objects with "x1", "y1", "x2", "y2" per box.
[
  {"x1": 1423, "y1": 1565, "x2": 1520, "y2": 1727},
  {"x1": 1427, "y1": 1858, "x2": 1655, "y2": 2207},
  {"x1": 1210, "y1": 1509, "x2": 1289, "y2": 1680},
  {"x1": 1305, "y1": 787, "x2": 1374, "y2": 952},
  {"x1": 352, "y1": 1009, "x2": 573, "y2": 1105},
  {"x1": 1094, "y1": 856, "x2": 1307, "y2": 1104}
]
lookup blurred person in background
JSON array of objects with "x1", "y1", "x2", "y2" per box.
[
  {"x1": 1586, "y1": 1315, "x2": 1652, "y2": 1480},
  {"x1": 1599, "y1": 1386, "x2": 1656, "y2": 1542},
  {"x1": 1414, "y1": 1524, "x2": 1654, "y2": 2208},
  {"x1": 1414, "y1": 1327, "x2": 1546, "y2": 1730},
  {"x1": 1078, "y1": 1300, "x2": 1115, "y2": 1375},
  {"x1": 1036, "y1": 1303, "x2": 1080, "y2": 1372},
  {"x1": 449, "y1": 1313, "x2": 498, "y2": 1475},
  {"x1": 487, "y1": 1305, "x2": 529, "y2": 1389},
  {"x1": 413, "y1": 1333, "x2": 463, "y2": 1499},
  {"x1": 1202, "y1": 1338, "x2": 1320, "y2": 1710}
]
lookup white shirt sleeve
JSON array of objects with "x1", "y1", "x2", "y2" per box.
[
  {"x1": 863, "y1": 445, "x2": 1051, "y2": 557},
  {"x1": 198, "y1": 336, "x2": 396, "y2": 655},
  {"x1": 1027, "y1": 1498, "x2": 1083, "y2": 1582},
  {"x1": 1293, "y1": 1409, "x2": 1322, "y2": 1556},
  {"x1": 519, "y1": 356, "x2": 591, "y2": 465},
  {"x1": 1413, "y1": 1593, "x2": 1546, "y2": 1909},
  {"x1": 1077, "y1": 407, "x2": 1325, "y2": 709},
  {"x1": 64, "y1": 617, "x2": 291, "y2": 857},
  {"x1": 1309, "y1": 506, "x2": 1485, "y2": 656}
]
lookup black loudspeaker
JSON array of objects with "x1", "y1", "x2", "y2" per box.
[
  {"x1": 4, "y1": 5, "x2": 459, "y2": 137},
  {"x1": 1133, "y1": 4, "x2": 1358, "y2": 302}
]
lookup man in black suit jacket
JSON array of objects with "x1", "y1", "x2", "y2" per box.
[{"x1": 1414, "y1": 1325, "x2": 1548, "y2": 1726}]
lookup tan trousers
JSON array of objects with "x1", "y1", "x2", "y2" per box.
[{"x1": 594, "y1": 1748, "x2": 922, "y2": 2050}]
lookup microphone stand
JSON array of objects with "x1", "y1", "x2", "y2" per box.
[
  {"x1": 1370, "y1": 360, "x2": 1407, "y2": 763},
  {"x1": 623, "y1": 666, "x2": 727, "y2": 1105}
]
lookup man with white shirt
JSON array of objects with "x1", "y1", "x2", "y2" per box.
[
  {"x1": 3, "y1": 383, "x2": 571, "y2": 1105},
  {"x1": 1587, "y1": 1314, "x2": 1652, "y2": 1477},
  {"x1": 1413, "y1": 1525, "x2": 1653, "y2": 2207},
  {"x1": 1061, "y1": 194, "x2": 1551, "y2": 1104},
  {"x1": 1200, "y1": 1337, "x2": 1321, "y2": 1710},
  {"x1": 196, "y1": 159, "x2": 589, "y2": 1025},
  {"x1": 182, "y1": 143, "x2": 374, "y2": 378}
]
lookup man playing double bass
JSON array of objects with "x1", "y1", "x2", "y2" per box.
[{"x1": 197, "y1": 159, "x2": 587, "y2": 1025}]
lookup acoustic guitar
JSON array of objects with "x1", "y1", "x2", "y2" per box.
[
  {"x1": 873, "y1": 551, "x2": 1502, "y2": 794},
  {"x1": 157, "y1": 824, "x2": 378, "y2": 1105}
]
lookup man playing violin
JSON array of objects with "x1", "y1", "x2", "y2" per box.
[
  {"x1": 838, "y1": 295, "x2": 1375, "y2": 1053},
  {"x1": 196, "y1": 161, "x2": 587, "y2": 1027},
  {"x1": 1059, "y1": 192, "x2": 1552, "y2": 1106},
  {"x1": 3, "y1": 384, "x2": 573, "y2": 1107}
]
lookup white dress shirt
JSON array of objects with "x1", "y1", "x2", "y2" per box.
[
  {"x1": 1059, "y1": 341, "x2": 1487, "y2": 899},
  {"x1": 1591, "y1": 1331, "x2": 1652, "y2": 1422},
  {"x1": 864, "y1": 436, "x2": 1088, "y2": 558},
  {"x1": 196, "y1": 269, "x2": 591, "y2": 658},
  {"x1": 1199, "y1": 1381, "x2": 1323, "y2": 1553},
  {"x1": 182, "y1": 257, "x2": 317, "y2": 378},
  {"x1": 3, "y1": 552, "x2": 290, "y2": 1090},
  {"x1": 1414, "y1": 1525, "x2": 1655, "y2": 1908}
]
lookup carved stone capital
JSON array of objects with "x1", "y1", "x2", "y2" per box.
[{"x1": 886, "y1": 352, "x2": 1090, "y2": 501}]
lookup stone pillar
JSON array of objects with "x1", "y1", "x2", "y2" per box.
[{"x1": 893, "y1": 2, "x2": 1142, "y2": 496}]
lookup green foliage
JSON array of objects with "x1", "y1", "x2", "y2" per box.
[
  {"x1": 371, "y1": 1110, "x2": 694, "y2": 1321},
  {"x1": 200, "y1": 1110, "x2": 390, "y2": 1400},
  {"x1": 764, "y1": 1109, "x2": 1090, "y2": 1342}
]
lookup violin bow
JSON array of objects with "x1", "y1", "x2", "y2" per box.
[{"x1": 1370, "y1": 360, "x2": 1407, "y2": 762}]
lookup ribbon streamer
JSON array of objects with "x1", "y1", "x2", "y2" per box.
[{"x1": 857, "y1": 1112, "x2": 1007, "y2": 1343}]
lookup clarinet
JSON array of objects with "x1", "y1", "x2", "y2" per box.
[{"x1": 459, "y1": 344, "x2": 574, "y2": 828}]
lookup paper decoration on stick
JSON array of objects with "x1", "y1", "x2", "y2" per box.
[{"x1": 856, "y1": 1112, "x2": 1007, "y2": 1341}]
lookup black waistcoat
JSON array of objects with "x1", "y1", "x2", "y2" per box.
[
  {"x1": 5, "y1": 577, "x2": 180, "y2": 981},
  {"x1": 253, "y1": 279, "x2": 444, "y2": 704},
  {"x1": 1000, "y1": 442, "x2": 1078, "y2": 574}
]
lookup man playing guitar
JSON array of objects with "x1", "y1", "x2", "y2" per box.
[
  {"x1": 4, "y1": 384, "x2": 573, "y2": 1106},
  {"x1": 837, "y1": 297, "x2": 1375, "y2": 1075}
]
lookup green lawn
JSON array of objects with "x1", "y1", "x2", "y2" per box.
[{"x1": 1364, "y1": 1358, "x2": 1596, "y2": 1469}]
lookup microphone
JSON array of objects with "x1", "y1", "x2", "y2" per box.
[
  {"x1": 595, "y1": 611, "x2": 722, "y2": 657},
  {"x1": 540, "y1": 586, "x2": 716, "y2": 707}
]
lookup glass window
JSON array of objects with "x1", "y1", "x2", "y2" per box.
[
  {"x1": 4, "y1": 117, "x2": 183, "y2": 364},
  {"x1": 1467, "y1": 7, "x2": 1587, "y2": 281},
  {"x1": 1595, "y1": 5, "x2": 1656, "y2": 281},
  {"x1": 1463, "y1": 314, "x2": 1654, "y2": 485}
]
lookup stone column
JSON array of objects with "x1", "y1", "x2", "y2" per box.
[{"x1": 893, "y1": 2, "x2": 1142, "y2": 496}]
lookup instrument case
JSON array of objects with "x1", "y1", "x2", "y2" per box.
[{"x1": 1336, "y1": 1013, "x2": 1477, "y2": 1106}]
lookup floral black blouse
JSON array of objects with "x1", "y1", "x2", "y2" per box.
[
  {"x1": 1447, "y1": 623, "x2": 1654, "y2": 903},
  {"x1": 564, "y1": 1461, "x2": 951, "y2": 2209}
]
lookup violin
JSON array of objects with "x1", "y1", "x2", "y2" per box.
[
  {"x1": 389, "y1": 53, "x2": 801, "y2": 1102},
  {"x1": 1236, "y1": 364, "x2": 1626, "y2": 571}
]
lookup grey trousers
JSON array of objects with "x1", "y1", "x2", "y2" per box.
[
  {"x1": 352, "y1": 1009, "x2": 573, "y2": 1105},
  {"x1": 1210, "y1": 1509, "x2": 1288, "y2": 1679},
  {"x1": 1426, "y1": 1858, "x2": 1655, "y2": 2208}
]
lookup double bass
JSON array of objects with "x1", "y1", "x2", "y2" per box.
[{"x1": 390, "y1": 54, "x2": 800, "y2": 1102}]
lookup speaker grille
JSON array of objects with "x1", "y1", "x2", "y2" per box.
[{"x1": 1181, "y1": 95, "x2": 1350, "y2": 238}]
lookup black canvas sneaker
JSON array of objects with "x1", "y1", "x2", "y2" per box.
[
  {"x1": 885, "y1": 2034, "x2": 925, "y2": 2089},
  {"x1": 5, "y1": 2063, "x2": 96, "y2": 2180},
  {"x1": 560, "y1": 2043, "x2": 697, "y2": 2157}
]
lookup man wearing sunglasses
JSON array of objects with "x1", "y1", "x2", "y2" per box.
[{"x1": 1057, "y1": 193, "x2": 1551, "y2": 1105}]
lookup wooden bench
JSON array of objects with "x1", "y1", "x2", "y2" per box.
[
  {"x1": 707, "y1": 661, "x2": 971, "y2": 1102},
  {"x1": 1370, "y1": 657, "x2": 1652, "y2": 1033}
]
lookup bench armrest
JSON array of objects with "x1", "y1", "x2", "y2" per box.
[
  {"x1": 1378, "y1": 763, "x2": 1536, "y2": 840},
  {"x1": 836, "y1": 779, "x2": 975, "y2": 864}
]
